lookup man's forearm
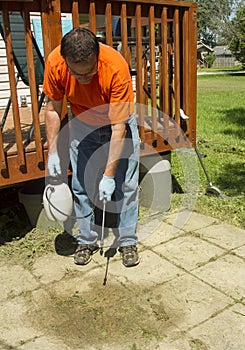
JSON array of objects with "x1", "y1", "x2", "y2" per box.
[
  {"x1": 104, "y1": 123, "x2": 126, "y2": 177},
  {"x1": 45, "y1": 100, "x2": 62, "y2": 153}
]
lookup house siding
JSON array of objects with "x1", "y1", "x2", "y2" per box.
[
  {"x1": 212, "y1": 46, "x2": 237, "y2": 68},
  {"x1": 0, "y1": 13, "x2": 72, "y2": 110},
  {"x1": 213, "y1": 57, "x2": 237, "y2": 68},
  {"x1": 0, "y1": 37, "x2": 31, "y2": 109}
]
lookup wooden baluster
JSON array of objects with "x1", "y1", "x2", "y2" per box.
[
  {"x1": 89, "y1": 1, "x2": 96, "y2": 34},
  {"x1": 135, "y1": 4, "x2": 144, "y2": 143},
  {"x1": 2, "y1": 7, "x2": 25, "y2": 168},
  {"x1": 182, "y1": 8, "x2": 189, "y2": 137},
  {"x1": 149, "y1": 5, "x2": 157, "y2": 144},
  {"x1": 105, "y1": 2, "x2": 113, "y2": 46},
  {"x1": 23, "y1": 9, "x2": 43, "y2": 163},
  {"x1": 40, "y1": 12, "x2": 50, "y2": 61},
  {"x1": 120, "y1": 3, "x2": 130, "y2": 66},
  {"x1": 174, "y1": 8, "x2": 180, "y2": 139},
  {"x1": 72, "y1": 0, "x2": 79, "y2": 28},
  {"x1": 160, "y1": 6, "x2": 169, "y2": 143}
]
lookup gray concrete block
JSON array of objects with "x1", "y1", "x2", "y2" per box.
[
  {"x1": 196, "y1": 224, "x2": 245, "y2": 250},
  {"x1": 193, "y1": 254, "x2": 245, "y2": 300},
  {"x1": 188, "y1": 304, "x2": 245, "y2": 350},
  {"x1": 147, "y1": 274, "x2": 232, "y2": 332},
  {"x1": 0, "y1": 265, "x2": 38, "y2": 301},
  {"x1": 153, "y1": 235, "x2": 225, "y2": 271}
]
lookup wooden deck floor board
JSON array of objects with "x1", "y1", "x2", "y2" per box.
[{"x1": 0, "y1": 106, "x2": 46, "y2": 155}]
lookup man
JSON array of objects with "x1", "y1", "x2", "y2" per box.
[{"x1": 42, "y1": 28, "x2": 140, "y2": 267}]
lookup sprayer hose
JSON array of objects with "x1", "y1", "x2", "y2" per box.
[{"x1": 45, "y1": 186, "x2": 93, "y2": 220}]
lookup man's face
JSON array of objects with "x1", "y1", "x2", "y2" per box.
[{"x1": 66, "y1": 55, "x2": 98, "y2": 84}]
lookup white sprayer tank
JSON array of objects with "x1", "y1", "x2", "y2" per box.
[{"x1": 43, "y1": 176, "x2": 73, "y2": 222}]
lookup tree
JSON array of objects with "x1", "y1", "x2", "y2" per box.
[
  {"x1": 186, "y1": 0, "x2": 242, "y2": 48},
  {"x1": 229, "y1": 4, "x2": 245, "y2": 67},
  {"x1": 196, "y1": 0, "x2": 218, "y2": 47}
]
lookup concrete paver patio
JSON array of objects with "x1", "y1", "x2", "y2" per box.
[{"x1": 0, "y1": 211, "x2": 244, "y2": 349}]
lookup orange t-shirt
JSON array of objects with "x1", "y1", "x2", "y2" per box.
[{"x1": 42, "y1": 43, "x2": 134, "y2": 126}]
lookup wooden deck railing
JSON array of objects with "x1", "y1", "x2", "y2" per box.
[{"x1": 0, "y1": 0, "x2": 197, "y2": 187}]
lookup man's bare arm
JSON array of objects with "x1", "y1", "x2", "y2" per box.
[
  {"x1": 45, "y1": 99, "x2": 63, "y2": 153},
  {"x1": 104, "y1": 122, "x2": 126, "y2": 177}
]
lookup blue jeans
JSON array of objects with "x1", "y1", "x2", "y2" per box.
[{"x1": 69, "y1": 114, "x2": 140, "y2": 247}]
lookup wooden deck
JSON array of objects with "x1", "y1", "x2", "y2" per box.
[
  {"x1": 0, "y1": 0, "x2": 197, "y2": 188},
  {"x1": 0, "y1": 106, "x2": 46, "y2": 155}
]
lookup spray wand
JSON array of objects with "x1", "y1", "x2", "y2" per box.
[{"x1": 100, "y1": 198, "x2": 106, "y2": 256}]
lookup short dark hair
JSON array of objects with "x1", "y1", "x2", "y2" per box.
[{"x1": 60, "y1": 28, "x2": 99, "y2": 63}]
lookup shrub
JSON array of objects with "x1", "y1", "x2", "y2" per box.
[{"x1": 205, "y1": 53, "x2": 216, "y2": 68}]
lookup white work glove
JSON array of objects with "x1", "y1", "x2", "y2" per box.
[
  {"x1": 47, "y1": 152, "x2": 61, "y2": 177},
  {"x1": 99, "y1": 175, "x2": 116, "y2": 201}
]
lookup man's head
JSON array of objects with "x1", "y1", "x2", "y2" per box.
[{"x1": 61, "y1": 28, "x2": 100, "y2": 84}]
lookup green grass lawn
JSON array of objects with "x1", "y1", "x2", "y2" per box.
[{"x1": 170, "y1": 73, "x2": 245, "y2": 228}]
